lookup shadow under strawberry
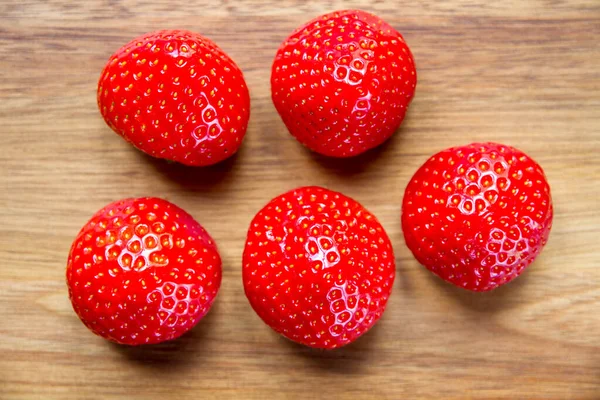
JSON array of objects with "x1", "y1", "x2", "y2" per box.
[
  {"x1": 276, "y1": 320, "x2": 386, "y2": 374},
  {"x1": 425, "y1": 263, "x2": 533, "y2": 314},
  {"x1": 304, "y1": 129, "x2": 400, "y2": 177},
  {"x1": 133, "y1": 145, "x2": 243, "y2": 192},
  {"x1": 109, "y1": 297, "x2": 222, "y2": 371}
]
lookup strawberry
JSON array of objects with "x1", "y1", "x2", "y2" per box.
[
  {"x1": 271, "y1": 10, "x2": 417, "y2": 157},
  {"x1": 66, "y1": 197, "x2": 221, "y2": 345},
  {"x1": 402, "y1": 143, "x2": 553, "y2": 292},
  {"x1": 97, "y1": 30, "x2": 250, "y2": 166},
  {"x1": 243, "y1": 186, "x2": 395, "y2": 349}
]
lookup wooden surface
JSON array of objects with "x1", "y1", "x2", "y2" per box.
[{"x1": 1, "y1": 1, "x2": 599, "y2": 399}]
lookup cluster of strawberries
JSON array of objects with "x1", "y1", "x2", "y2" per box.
[{"x1": 67, "y1": 10, "x2": 553, "y2": 349}]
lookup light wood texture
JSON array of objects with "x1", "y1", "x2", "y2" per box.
[{"x1": 1, "y1": 1, "x2": 599, "y2": 399}]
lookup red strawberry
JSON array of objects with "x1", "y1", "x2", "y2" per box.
[
  {"x1": 271, "y1": 10, "x2": 417, "y2": 157},
  {"x1": 98, "y1": 30, "x2": 250, "y2": 166},
  {"x1": 243, "y1": 186, "x2": 395, "y2": 349},
  {"x1": 402, "y1": 143, "x2": 553, "y2": 292},
  {"x1": 66, "y1": 197, "x2": 221, "y2": 345}
]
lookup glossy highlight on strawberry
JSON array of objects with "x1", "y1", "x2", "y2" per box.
[
  {"x1": 271, "y1": 10, "x2": 417, "y2": 157},
  {"x1": 243, "y1": 186, "x2": 395, "y2": 349},
  {"x1": 402, "y1": 143, "x2": 553, "y2": 291},
  {"x1": 98, "y1": 30, "x2": 250, "y2": 166},
  {"x1": 66, "y1": 197, "x2": 222, "y2": 345}
]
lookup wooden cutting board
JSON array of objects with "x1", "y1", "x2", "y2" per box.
[{"x1": 1, "y1": 1, "x2": 599, "y2": 399}]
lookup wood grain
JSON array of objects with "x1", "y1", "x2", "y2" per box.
[{"x1": 1, "y1": 1, "x2": 599, "y2": 399}]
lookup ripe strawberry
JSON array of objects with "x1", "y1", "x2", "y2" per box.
[
  {"x1": 97, "y1": 30, "x2": 250, "y2": 166},
  {"x1": 66, "y1": 197, "x2": 221, "y2": 345},
  {"x1": 402, "y1": 143, "x2": 553, "y2": 292},
  {"x1": 271, "y1": 10, "x2": 417, "y2": 157},
  {"x1": 243, "y1": 186, "x2": 395, "y2": 349}
]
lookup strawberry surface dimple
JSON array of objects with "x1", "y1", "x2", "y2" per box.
[
  {"x1": 98, "y1": 30, "x2": 250, "y2": 166},
  {"x1": 243, "y1": 186, "x2": 395, "y2": 349},
  {"x1": 271, "y1": 10, "x2": 417, "y2": 157},
  {"x1": 66, "y1": 197, "x2": 221, "y2": 345},
  {"x1": 402, "y1": 143, "x2": 553, "y2": 291}
]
